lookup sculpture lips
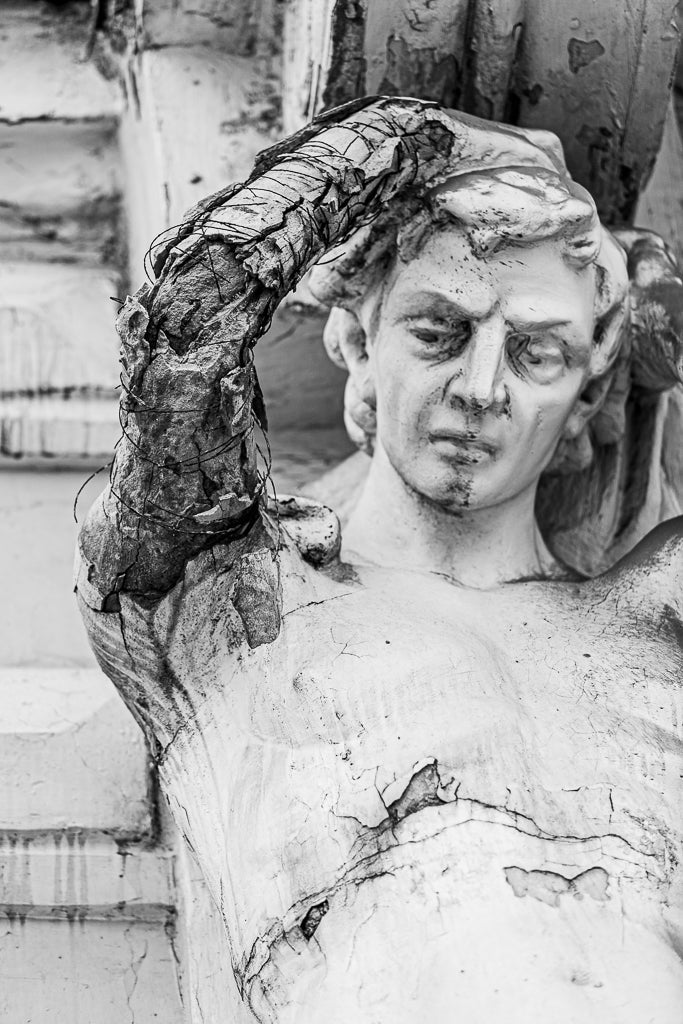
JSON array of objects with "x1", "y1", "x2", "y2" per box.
[{"x1": 429, "y1": 431, "x2": 498, "y2": 459}]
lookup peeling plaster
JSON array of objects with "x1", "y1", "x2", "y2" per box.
[
  {"x1": 504, "y1": 865, "x2": 610, "y2": 908},
  {"x1": 567, "y1": 38, "x2": 606, "y2": 75}
]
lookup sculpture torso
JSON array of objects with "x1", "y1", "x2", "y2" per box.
[{"x1": 81, "y1": 508, "x2": 683, "y2": 1023}]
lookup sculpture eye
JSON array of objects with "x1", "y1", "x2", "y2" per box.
[
  {"x1": 507, "y1": 331, "x2": 537, "y2": 363},
  {"x1": 507, "y1": 331, "x2": 565, "y2": 380},
  {"x1": 409, "y1": 319, "x2": 471, "y2": 355}
]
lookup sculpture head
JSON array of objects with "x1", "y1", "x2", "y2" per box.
[{"x1": 310, "y1": 131, "x2": 630, "y2": 515}]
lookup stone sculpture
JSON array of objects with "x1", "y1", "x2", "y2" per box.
[{"x1": 76, "y1": 98, "x2": 683, "y2": 1021}]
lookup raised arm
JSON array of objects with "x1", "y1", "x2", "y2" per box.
[{"x1": 78, "y1": 98, "x2": 561, "y2": 605}]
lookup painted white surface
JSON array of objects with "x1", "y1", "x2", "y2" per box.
[
  {"x1": 0, "y1": 462, "x2": 182, "y2": 1021},
  {"x1": 0, "y1": 396, "x2": 119, "y2": 460},
  {"x1": 0, "y1": 919, "x2": 184, "y2": 1024},
  {"x1": 0, "y1": 668, "x2": 151, "y2": 834},
  {"x1": 175, "y1": 841, "x2": 254, "y2": 1024},
  {"x1": 282, "y1": 0, "x2": 334, "y2": 132},
  {"x1": 0, "y1": 3, "x2": 125, "y2": 463},
  {"x1": 0, "y1": 2, "x2": 123, "y2": 123},
  {"x1": 0, "y1": 470, "x2": 109, "y2": 667},
  {"x1": 120, "y1": 46, "x2": 280, "y2": 282}
]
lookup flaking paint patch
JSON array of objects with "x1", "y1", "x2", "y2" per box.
[
  {"x1": 230, "y1": 549, "x2": 282, "y2": 648},
  {"x1": 504, "y1": 865, "x2": 609, "y2": 908},
  {"x1": 567, "y1": 38, "x2": 606, "y2": 75}
]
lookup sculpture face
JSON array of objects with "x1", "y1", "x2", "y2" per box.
[{"x1": 364, "y1": 224, "x2": 597, "y2": 511}]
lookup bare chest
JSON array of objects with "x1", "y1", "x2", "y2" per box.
[
  {"x1": 242, "y1": 568, "x2": 679, "y2": 783},
  {"x1": 168, "y1": 566, "x2": 682, "y2": 857},
  {"x1": 157, "y1": 562, "x2": 683, "y2": 983}
]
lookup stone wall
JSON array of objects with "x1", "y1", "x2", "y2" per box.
[
  {"x1": 0, "y1": 2, "x2": 350, "y2": 1020},
  {"x1": 1, "y1": 4, "x2": 180, "y2": 1021}
]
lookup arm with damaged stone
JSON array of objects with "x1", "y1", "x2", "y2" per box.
[{"x1": 78, "y1": 97, "x2": 563, "y2": 605}]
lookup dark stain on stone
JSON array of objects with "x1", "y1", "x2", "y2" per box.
[
  {"x1": 322, "y1": 0, "x2": 367, "y2": 109},
  {"x1": 388, "y1": 762, "x2": 443, "y2": 823},
  {"x1": 523, "y1": 82, "x2": 543, "y2": 106},
  {"x1": 576, "y1": 123, "x2": 613, "y2": 152},
  {"x1": 301, "y1": 899, "x2": 329, "y2": 939},
  {"x1": 231, "y1": 574, "x2": 280, "y2": 648},
  {"x1": 661, "y1": 603, "x2": 683, "y2": 650},
  {"x1": 230, "y1": 550, "x2": 281, "y2": 648},
  {"x1": 379, "y1": 36, "x2": 461, "y2": 108},
  {"x1": 575, "y1": 122, "x2": 626, "y2": 218},
  {"x1": 616, "y1": 160, "x2": 642, "y2": 223},
  {"x1": 615, "y1": 389, "x2": 658, "y2": 539},
  {"x1": 504, "y1": 88, "x2": 522, "y2": 125},
  {"x1": 102, "y1": 591, "x2": 121, "y2": 612},
  {"x1": 568, "y1": 38, "x2": 605, "y2": 75}
]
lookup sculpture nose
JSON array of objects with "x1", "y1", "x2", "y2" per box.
[{"x1": 446, "y1": 319, "x2": 507, "y2": 412}]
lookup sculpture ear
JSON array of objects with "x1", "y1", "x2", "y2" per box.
[
  {"x1": 344, "y1": 377, "x2": 376, "y2": 454},
  {"x1": 322, "y1": 306, "x2": 377, "y2": 454},
  {"x1": 322, "y1": 306, "x2": 376, "y2": 407},
  {"x1": 563, "y1": 373, "x2": 613, "y2": 441},
  {"x1": 322, "y1": 306, "x2": 355, "y2": 369},
  {"x1": 550, "y1": 374, "x2": 613, "y2": 474}
]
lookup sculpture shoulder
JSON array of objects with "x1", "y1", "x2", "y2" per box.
[
  {"x1": 274, "y1": 495, "x2": 342, "y2": 568},
  {"x1": 74, "y1": 493, "x2": 343, "y2": 666},
  {"x1": 75, "y1": 492, "x2": 340, "y2": 605},
  {"x1": 602, "y1": 515, "x2": 683, "y2": 619},
  {"x1": 74, "y1": 493, "x2": 347, "y2": 743}
]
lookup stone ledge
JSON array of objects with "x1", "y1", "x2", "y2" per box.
[
  {"x1": 0, "y1": 395, "x2": 120, "y2": 459},
  {"x1": 0, "y1": 831, "x2": 175, "y2": 924},
  {"x1": 0, "y1": 261, "x2": 121, "y2": 460}
]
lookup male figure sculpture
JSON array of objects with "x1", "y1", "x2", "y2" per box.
[{"x1": 77, "y1": 100, "x2": 683, "y2": 1022}]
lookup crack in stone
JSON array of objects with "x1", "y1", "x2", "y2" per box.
[
  {"x1": 239, "y1": 757, "x2": 660, "y2": 1006},
  {"x1": 300, "y1": 899, "x2": 329, "y2": 940}
]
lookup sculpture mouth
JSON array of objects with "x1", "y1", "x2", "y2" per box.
[{"x1": 428, "y1": 431, "x2": 498, "y2": 460}]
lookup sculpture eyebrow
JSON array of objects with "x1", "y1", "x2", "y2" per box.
[
  {"x1": 393, "y1": 291, "x2": 483, "y2": 321},
  {"x1": 506, "y1": 315, "x2": 573, "y2": 332},
  {"x1": 395, "y1": 291, "x2": 573, "y2": 333}
]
